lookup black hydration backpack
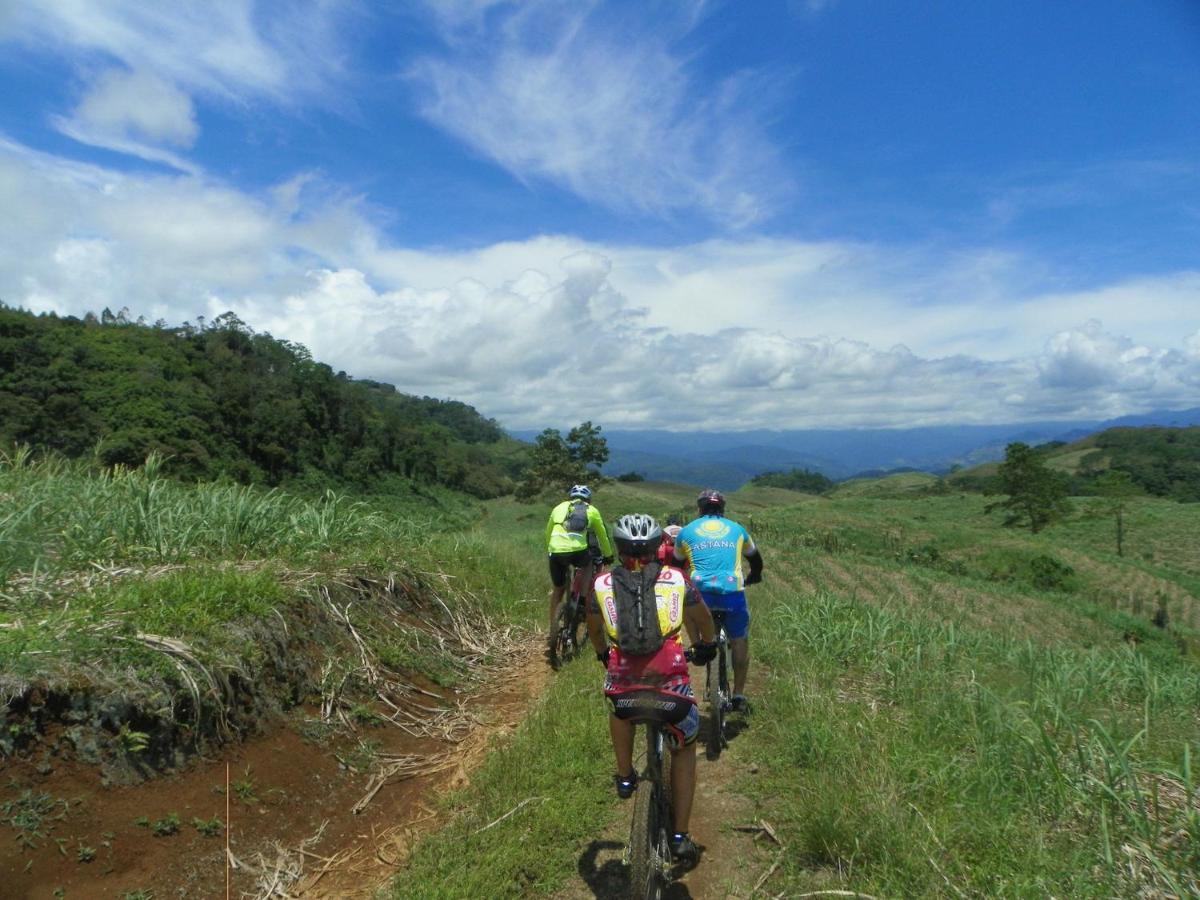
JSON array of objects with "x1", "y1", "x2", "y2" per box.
[
  {"x1": 611, "y1": 562, "x2": 664, "y2": 655},
  {"x1": 564, "y1": 500, "x2": 590, "y2": 533}
]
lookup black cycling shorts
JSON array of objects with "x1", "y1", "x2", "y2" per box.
[
  {"x1": 608, "y1": 690, "x2": 699, "y2": 748},
  {"x1": 548, "y1": 549, "x2": 594, "y2": 588}
]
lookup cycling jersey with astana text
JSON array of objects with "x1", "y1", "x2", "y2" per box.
[{"x1": 673, "y1": 515, "x2": 757, "y2": 595}]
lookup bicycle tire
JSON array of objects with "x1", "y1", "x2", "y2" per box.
[
  {"x1": 660, "y1": 732, "x2": 674, "y2": 817},
  {"x1": 629, "y1": 755, "x2": 661, "y2": 899},
  {"x1": 566, "y1": 592, "x2": 587, "y2": 659},
  {"x1": 548, "y1": 600, "x2": 574, "y2": 669},
  {"x1": 706, "y1": 657, "x2": 725, "y2": 757}
]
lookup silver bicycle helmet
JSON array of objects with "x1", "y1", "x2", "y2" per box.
[{"x1": 612, "y1": 513, "x2": 663, "y2": 558}]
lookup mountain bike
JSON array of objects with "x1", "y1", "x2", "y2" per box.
[
  {"x1": 549, "y1": 557, "x2": 600, "y2": 669},
  {"x1": 628, "y1": 715, "x2": 675, "y2": 899},
  {"x1": 705, "y1": 609, "x2": 732, "y2": 759}
]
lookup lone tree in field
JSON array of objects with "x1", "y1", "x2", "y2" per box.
[
  {"x1": 987, "y1": 441, "x2": 1073, "y2": 533},
  {"x1": 1094, "y1": 469, "x2": 1140, "y2": 556},
  {"x1": 515, "y1": 421, "x2": 609, "y2": 501}
]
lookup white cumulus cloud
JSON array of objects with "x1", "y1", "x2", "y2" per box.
[{"x1": 2, "y1": 135, "x2": 1198, "y2": 430}]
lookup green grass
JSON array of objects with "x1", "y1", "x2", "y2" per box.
[
  {"x1": 721, "y1": 486, "x2": 1200, "y2": 897},
  {"x1": 389, "y1": 483, "x2": 1200, "y2": 897},
  {"x1": 745, "y1": 580, "x2": 1200, "y2": 896},
  {"x1": 0, "y1": 447, "x2": 477, "y2": 586},
  {"x1": 6, "y1": 455, "x2": 1200, "y2": 896}
]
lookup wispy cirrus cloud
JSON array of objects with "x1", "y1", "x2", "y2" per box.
[
  {"x1": 2, "y1": 0, "x2": 346, "y2": 102},
  {"x1": 407, "y1": 0, "x2": 789, "y2": 226},
  {"x1": 2, "y1": 1, "x2": 351, "y2": 166}
]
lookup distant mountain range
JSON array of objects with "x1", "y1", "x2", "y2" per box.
[{"x1": 511, "y1": 407, "x2": 1200, "y2": 489}]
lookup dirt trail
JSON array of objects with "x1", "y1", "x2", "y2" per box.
[
  {"x1": 3, "y1": 644, "x2": 548, "y2": 900},
  {"x1": 555, "y1": 711, "x2": 784, "y2": 900}
]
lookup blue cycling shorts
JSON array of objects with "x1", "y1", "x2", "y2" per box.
[{"x1": 700, "y1": 590, "x2": 750, "y2": 639}]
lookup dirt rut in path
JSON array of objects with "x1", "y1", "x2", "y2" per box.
[
  {"x1": 556, "y1": 712, "x2": 785, "y2": 900},
  {"x1": 2, "y1": 644, "x2": 547, "y2": 900}
]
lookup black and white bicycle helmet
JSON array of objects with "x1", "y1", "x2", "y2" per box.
[
  {"x1": 612, "y1": 513, "x2": 663, "y2": 558},
  {"x1": 568, "y1": 484, "x2": 592, "y2": 501}
]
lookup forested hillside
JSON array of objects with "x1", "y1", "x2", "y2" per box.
[
  {"x1": 0, "y1": 305, "x2": 521, "y2": 497},
  {"x1": 948, "y1": 427, "x2": 1200, "y2": 503},
  {"x1": 1079, "y1": 426, "x2": 1200, "y2": 501}
]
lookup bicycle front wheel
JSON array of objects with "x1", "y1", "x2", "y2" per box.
[{"x1": 629, "y1": 772, "x2": 663, "y2": 898}]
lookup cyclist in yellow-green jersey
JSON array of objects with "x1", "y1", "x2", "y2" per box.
[{"x1": 545, "y1": 485, "x2": 614, "y2": 655}]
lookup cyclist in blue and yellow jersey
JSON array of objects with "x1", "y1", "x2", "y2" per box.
[
  {"x1": 587, "y1": 513, "x2": 716, "y2": 864},
  {"x1": 545, "y1": 485, "x2": 614, "y2": 656},
  {"x1": 673, "y1": 489, "x2": 764, "y2": 713}
]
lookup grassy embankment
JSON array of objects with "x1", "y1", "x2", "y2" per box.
[
  {"x1": 0, "y1": 446, "x2": 534, "y2": 776},
  {"x1": 392, "y1": 482, "x2": 1200, "y2": 898}
]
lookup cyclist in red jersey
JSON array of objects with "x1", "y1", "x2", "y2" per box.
[{"x1": 587, "y1": 513, "x2": 716, "y2": 864}]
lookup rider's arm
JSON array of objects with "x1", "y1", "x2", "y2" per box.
[
  {"x1": 672, "y1": 540, "x2": 689, "y2": 572},
  {"x1": 745, "y1": 547, "x2": 764, "y2": 584},
  {"x1": 588, "y1": 505, "x2": 614, "y2": 559},
  {"x1": 544, "y1": 507, "x2": 557, "y2": 550},
  {"x1": 683, "y1": 585, "x2": 715, "y2": 644},
  {"x1": 585, "y1": 594, "x2": 608, "y2": 656}
]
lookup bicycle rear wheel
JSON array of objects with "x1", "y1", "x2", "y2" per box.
[
  {"x1": 706, "y1": 654, "x2": 726, "y2": 758},
  {"x1": 548, "y1": 599, "x2": 574, "y2": 669},
  {"x1": 565, "y1": 592, "x2": 587, "y2": 659}
]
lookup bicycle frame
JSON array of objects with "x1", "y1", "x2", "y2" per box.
[{"x1": 549, "y1": 557, "x2": 602, "y2": 668}]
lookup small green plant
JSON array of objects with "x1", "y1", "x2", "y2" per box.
[
  {"x1": 117, "y1": 724, "x2": 151, "y2": 754},
  {"x1": 1029, "y1": 554, "x2": 1075, "y2": 591},
  {"x1": 77, "y1": 842, "x2": 96, "y2": 862},
  {"x1": 233, "y1": 769, "x2": 258, "y2": 804},
  {"x1": 122, "y1": 891, "x2": 154, "y2": 900},
  {"x1": 349, "y1": 703, "x2": 384, "y2": 726},
  {"x1": 1, "y1": 788, "x2": 68, "y2": 849},
  {"x1": 150, "y1": 812, "x2": 181, "y2": 837},
  {"x1": 133, "y1": 815, "x2": 150, "y2": 828},
  {"x1": 191, "y1": 815, "x2": 224, "y2": 837},
  {"x1": 338, "y1": 738, "x2": 382, "y2": 774}
]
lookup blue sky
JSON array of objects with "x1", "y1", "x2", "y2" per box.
[{"x1": 1, "y1": 0, "x2": 1198, "y2": 430}]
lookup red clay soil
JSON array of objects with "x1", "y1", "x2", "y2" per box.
[{"x1": 1, "y1": 648, "x2": 548, "y2": 900}]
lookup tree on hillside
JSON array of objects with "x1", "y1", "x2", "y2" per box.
[
  {"x1": 515, "y1": 421, "x2": 609, "y2": 501},
  {"x1": 1093, "y1": 469, "x2": 1141, "y2": 556},
  {"x1": 751, "y1": 467, "x2": 833, "y2": 493},
  {"x1": 986, "y1": 442, "x2": 1073, "y2": 533}
]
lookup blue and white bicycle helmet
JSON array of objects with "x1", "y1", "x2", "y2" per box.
[{"x1": 568, "y1": 484, "x2": 593, "y2": 501}]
